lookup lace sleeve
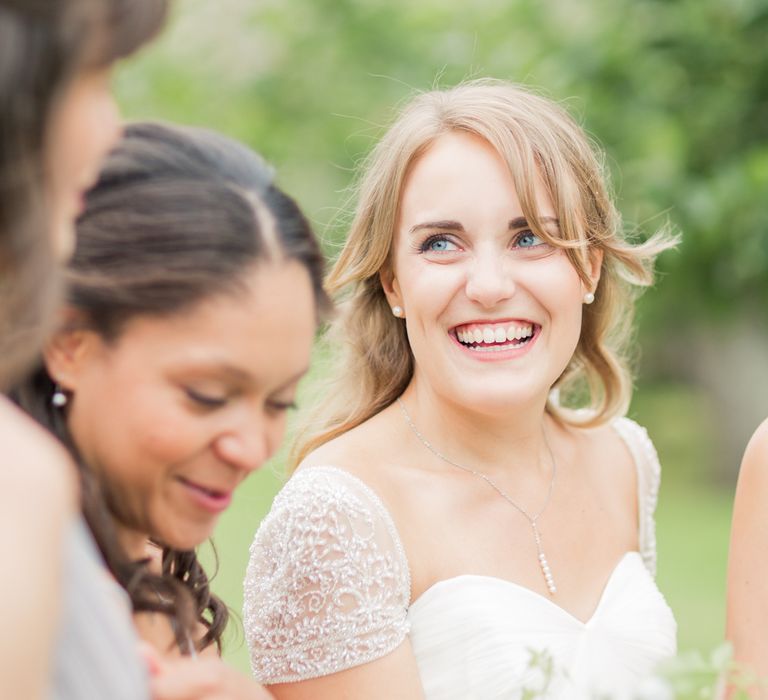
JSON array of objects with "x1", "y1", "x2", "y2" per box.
[
  {"x1": 243, "y1": 466, "x2": 411, "y2": 684},
  {"x1": 612, "y1": 417, "x2": 662, "y2": 578}
]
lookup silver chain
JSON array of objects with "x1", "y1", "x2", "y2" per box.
[{"x1": 397, "y1": 397, "x2": 559, "y2": 595}]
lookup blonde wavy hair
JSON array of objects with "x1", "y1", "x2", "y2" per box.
[{"x1": 291, "y1": 79, "x2": 676, "y2": 469}]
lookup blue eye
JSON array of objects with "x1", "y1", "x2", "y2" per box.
[
  {"x1": 421, "y1": 235, "x2": 458, "y2": 253},
  {"x1": 515, "y1": 231, "x2": 544, "y2": 248}
]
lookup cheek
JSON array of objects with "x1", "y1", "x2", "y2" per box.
[
  {"x1": 265, "y1": 414, "x2": 290, "y2": 461},
  {"x1": 401, "y1": 260, "x2": 464, "y2": 321}
]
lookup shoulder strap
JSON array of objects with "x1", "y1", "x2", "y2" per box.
[{"x1": 611, "y1": 418, "x2": 661, "y2": 577}]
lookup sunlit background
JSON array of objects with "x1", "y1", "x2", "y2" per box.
[{"x1": 117, "y1": 0, "x2": 768, "y2": 672}]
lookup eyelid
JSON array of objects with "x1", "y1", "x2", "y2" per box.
[
  {"x1": 267, "y1": 399, "x2": 298, "y2": 413},
  {"x1": 185, "y1": 387, "x2": 228, "y2": 408},
  {"x1": 418, "y1": 232, "x2": 462, "y2": 253}
]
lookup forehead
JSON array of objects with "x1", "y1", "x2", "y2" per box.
[
  {"x1": 398, "y1": 131, "x2": 554, "y2": 228},
  {"x1": 105, "y1": 261, "x2": 315, "y2": 383}
]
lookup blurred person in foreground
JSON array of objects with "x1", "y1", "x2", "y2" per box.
[
  {"x1": 727, "y1": 417, "x2": 768, "y2": 697},
  {"x1": 244, "y1": 80, "x2": 679, "y2": 700},
  {"x1": 0, "y1": 0, "x2": 166, "y2": 697},
  {"x1": 15, "y1": 121, "x2": 331, "y2": 699}
]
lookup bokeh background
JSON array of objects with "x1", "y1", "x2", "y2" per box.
[{"x1": 116, "y1": 0, "x2": 768, "y2": 673}]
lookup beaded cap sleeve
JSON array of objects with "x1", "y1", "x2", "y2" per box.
[
  {"x1": 611, "y1": 417, "x2": 662, "y2": 577},
  {"x1": 243, "y1": 466, "x2": 411, "y2": 684}
]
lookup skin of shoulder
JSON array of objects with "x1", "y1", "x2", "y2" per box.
[
  {"x1": 727, "y1": 417, "x2": 768, "y2": 690},
  {"x1": 0, "y1": 396, "x2": 78, "y2": 699},
  {"x1": 297, "y1": 408, "x2": 406, "y2": 489}
]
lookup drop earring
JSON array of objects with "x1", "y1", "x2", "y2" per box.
[
  {"x1": 392, "y1": 306, "x2": 404, "y2": 318},
  {"x1": 583, "y1": 292, "x2": 595, "y2": 305},
  {"x1": 51, "y1": 385, "x2": 68, "y2": 408}
]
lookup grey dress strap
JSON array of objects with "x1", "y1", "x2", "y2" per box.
[{"x1": 48, "y1": 517, "x2": 149, "y2": 700}]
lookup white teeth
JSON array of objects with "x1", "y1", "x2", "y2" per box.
[{"x1": 456, "y1": 323, "x2": 534, "y2": 347}]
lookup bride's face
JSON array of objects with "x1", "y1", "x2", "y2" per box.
[{"x1": 383, "y1": 131, "x2": 596, "y2": 415}]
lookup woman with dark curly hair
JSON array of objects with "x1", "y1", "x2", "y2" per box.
[
  {"x1": 0, "y1": 0, "x2": 166, "y2": 697},
  {"x1": 15, "y1": 121, "x2": 329, "y2": 698}
]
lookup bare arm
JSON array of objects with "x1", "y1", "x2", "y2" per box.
[
  {"x1": 268, "y1": 640, "x2": 425, "y2": 700},
  {"x1": 727, "y1": 417, "x2": 768, "y2": 695},
  {"x1": 0, "y1": 399, "x2": 77, "y2": 699}
]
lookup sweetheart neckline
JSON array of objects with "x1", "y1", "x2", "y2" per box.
[
  {"x1": 408, "y1": 550, "x2": 644, "y2": 626},
  {"x1": 301, "y1": 462, "x2": 655, "y2": 627}
]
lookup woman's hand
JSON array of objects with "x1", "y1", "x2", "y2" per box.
[{"x1": 142, "y1": 644, "x2": 273, "y2": 700}]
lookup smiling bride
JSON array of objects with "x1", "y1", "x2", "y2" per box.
[{"x1": 243, "y1": 80, "x2": 678, "y2": 700}]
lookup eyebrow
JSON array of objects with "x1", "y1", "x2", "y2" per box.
[
  {"x1": 177, "y1": 362, "x2": 310, "y2": 389},
  {"x1": 409, "y1": 216, "x2": 559, "y2": 234}
]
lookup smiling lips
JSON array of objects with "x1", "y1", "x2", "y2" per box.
[
  {"x1": 178, "y1": 477, "x2": 233, "y2": 513},
  {"x1": 453, "y1": 321, "x2": 535, "y2": 352}
]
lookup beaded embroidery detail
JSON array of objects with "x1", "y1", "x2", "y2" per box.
[{"x1": 244, "y1": 466, "x2": 411, "y2": 684}]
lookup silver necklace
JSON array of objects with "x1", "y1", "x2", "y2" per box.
[{"x1": 397, "y1": 398, "x2": 559, "y2": 595}]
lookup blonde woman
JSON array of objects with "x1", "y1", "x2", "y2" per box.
[{"x1": 244, "y1": 80, "x2": 678, "y2": 699}]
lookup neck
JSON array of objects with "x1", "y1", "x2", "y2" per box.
[
  {"x1": 116, "y1": 524, "x2": 151, "y2": 561},
  {"x1": 400, "y1": 378, "x2": 555, "y2": 477}
]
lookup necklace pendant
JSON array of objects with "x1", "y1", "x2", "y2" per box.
[{"x1": 538, "y1": 552, "x2": 557, "y2": 595}]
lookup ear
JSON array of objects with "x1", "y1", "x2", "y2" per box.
[
  {"x1": 43, "y1": 321, "x2": 101, "y2": 392},
  {"x1": 586, "y1": 248, "x2": 604, "y2": 293},
  {"x1": 379, "y1": 263, "x2": 404, "y2": 312}
]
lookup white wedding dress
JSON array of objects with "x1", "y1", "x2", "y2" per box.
[{"x1": 244, "y1": 417, "x2": 677, "y2": 699}]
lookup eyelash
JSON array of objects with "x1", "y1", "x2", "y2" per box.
[
  {"x1": 185, "y1": 388, "x2": 228, "y2": 409},
  {"x1": 418, "y1": 230, "x2": 545, "y2": 253},
  {"x1": 418, "y1": 234, "x2": 458, "y2": 253},
  {"x1": 267, "y1": 400, "x2": 298, "y2": 414},
  {"x1": 187, "y1": 390, "x2": 298, "y2": 417}
]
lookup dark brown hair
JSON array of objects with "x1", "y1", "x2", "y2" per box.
[
  {"x1": 0, "y1": 0, "x2": 168, "y2": 389},
  {"x1": 15, "y1": 121, "x2": 329, "y2": 653}
]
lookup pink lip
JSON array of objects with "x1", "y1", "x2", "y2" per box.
[
  {"x1": 449, "y1": 324, "x2": 540, "y2": 362},
  {"x1": 178, "y1": 478, "x2": 233, "y2": 514}
]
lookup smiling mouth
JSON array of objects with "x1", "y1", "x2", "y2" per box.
[
  {"x1": 451, "y1": 321, "x2": 537, "y2": 352},
  {"x1": 177, "y1": 477, "x2": 231, "y2": 502}
]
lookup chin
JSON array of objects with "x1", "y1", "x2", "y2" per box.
[
  {"x1": 445, "y1": 378, "x2": 545, "y2": 415},
  {"x1": 158, "y1": 522, "x2": 215, "y2": 551}
]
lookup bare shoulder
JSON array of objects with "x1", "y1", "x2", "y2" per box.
[
  {"x1": 560, "y1": 417, "x2": 639, "y2": 471},
  {"x1": 0, "y1": 396, "x2": 76, "y2": 509},
  {"x1": 557, "y1": 416, "x2": 640, "y2": 503},
  {"x1": 298, "y1": 406, "x2": 404, "y2": 484},
  {"x1": 737, "y1": 417, "x2": 768, "y2": 487}
]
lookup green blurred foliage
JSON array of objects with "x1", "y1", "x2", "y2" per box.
[{"x1": 118, "y1": 0, "x2": 768, "y2": 324}]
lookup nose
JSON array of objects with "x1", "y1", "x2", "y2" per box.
[
  {"x1": 464, "y1": 247, "x2": 516, "y2": 308},
  {"x1": 213, "y1": 425, "x2": 271, "y2": 474}
]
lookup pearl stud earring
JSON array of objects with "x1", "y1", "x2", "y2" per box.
[
  {"x1": 583, "y1": 292, "x2": 595, "y2": 305},
  {"x1": 51, "y1": 385, "x2": 68, "y2": 408},
  {"x1": 392, "y1": 306, "x2": 404, "y2": 318}
]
